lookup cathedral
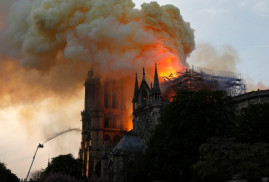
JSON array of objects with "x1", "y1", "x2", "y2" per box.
[{"x1": 79, "y1": 65, "x2": 164, "y2": 180}]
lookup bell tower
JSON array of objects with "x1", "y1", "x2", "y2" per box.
[{"x1": 79, "y1": 70, "x2": 127, "y2": 178}]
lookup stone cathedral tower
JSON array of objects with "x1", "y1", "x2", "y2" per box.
[{"x1": 79, "y1": 70, "x2": 127, "y2": 178}]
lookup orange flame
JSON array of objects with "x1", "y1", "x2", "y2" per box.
[{"x1": 150, "y1": 44, "x2": 185, "y2": 82}]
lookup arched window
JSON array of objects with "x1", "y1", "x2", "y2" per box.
[
  {"x1": 112, "y1": 86, "x2": 117, "y2": 108},
  {"x1": 104, "y1": 115, "x2": 109, "y2": 128}
]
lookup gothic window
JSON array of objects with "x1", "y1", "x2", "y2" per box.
[
  {"x1": 91, "y1": 85, "x2": 94, "y2": 106},
  {"x1": 104, "y1": 115, "x2": 119, "y2": 129},
  {"x1": 112, "y1": 116, "x2": 117, "y2": 128},
  {"x1": 104, "y1": 88, "x2": 109, "y2": 108},
  {"x1": 104, "y1": 116, "x2": 109, "y2": 128},
  {"x1": 116, "y1": 116, "x2": 120, "y2": 128},
  {"x1": 141, "y1": 89, "x2": 148, "y2": 106},
  {"x1": 112, "y1": 87, "x2": 117, "y2": 108},
  {"x1": 142, "y1": 90, "x2": 147, "y2": 102}
]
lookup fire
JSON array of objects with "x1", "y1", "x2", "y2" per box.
[
  {"x1": 151, "y1": 44, "x2": 185, "y2": 82},
  {"x1": 126, "y1": 119, "x2": 133, "y2": 131},
  {"x1": 159, "y1": 66, "x2": 177, "y2": 78}
]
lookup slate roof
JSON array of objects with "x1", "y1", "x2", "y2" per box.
[{"x1": 113, "y1": 130, "x2": 145, "y2": 154}]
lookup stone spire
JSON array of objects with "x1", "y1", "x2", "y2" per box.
[
  {"x1": 153, "y1": 64, "x2": 161, "y2": 93},
  {"x1": 86, "y1": 69, "x2": 94, "y2": 82},
  {"x1": 132, "y1": 73, "x2": 139, "y2": 102},
  {"x1": 143, "y1": 67, "x2": 145, "y2": 80}
]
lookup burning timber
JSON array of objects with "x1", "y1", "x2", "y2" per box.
[{"x1": 161, "y1": 66, "x2": 246, "y2": 96}]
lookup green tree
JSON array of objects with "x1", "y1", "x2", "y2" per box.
[
  {"x1": 145, "y1": 90, "x2": 236, "y2": 181},
  {"x1": 42, "y1": 154, "x2": 82, "y2": 180},
  {"x1": 121, "y1": 152, "x2": 150, "y2": 182},
  {"x1": 30, "y1": 169, "x2": 43, "y2": 182},
  {"x1": 192, "y1": 137, "x2": 269, "y2": 182},
  {"x1": 0, "y1": 162, "x2": 19, "y2": 182},
  {"x1": 236, "y1": 103, "x2": 269, "y2": 143},
  {"x1": 43, "y1": 173, "x2": 78, "y2": 182}
]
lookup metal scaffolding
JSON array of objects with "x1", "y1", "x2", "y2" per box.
[{"x1": 162, "y1": 66, "x2": 247, "y2": 96}]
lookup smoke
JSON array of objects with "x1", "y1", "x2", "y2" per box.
[
  {"x1": 188, "y1": 43, "x2": 239, "y2": 72},
  {"x1": 3, "y1": 0, "x2": 194, "y2": 73},
  {"x1": 246, "y1": 77, "x2": 269, "y2": 91},
  {"x1": 188, "y1": 43, "x2": 269, "y2": 91},
  {"x1": 0, "y1": 58, "x2": 90, "y2": 108}
]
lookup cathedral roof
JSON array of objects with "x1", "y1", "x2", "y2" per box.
[{"x1": 113, "y1": 130, "x2": 145, "y2": 154}]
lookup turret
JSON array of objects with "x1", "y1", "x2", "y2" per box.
[
  {"x1": 143, "y1": 67, "x2": 145, "y2": 80},
  {"x1": 84, "y1": 69, "x2": 94, "y2": 111},
  {"x1": 150, "y1": 64, "x2": 161, "y2": 106},
  {"x1": 132, "y1": 73, "x2": 139, "y2": 102},
  {"x1": 132, "y1": 73, "x2": 139, "y2": 111},
  {"x1": 153, "y1": 64, "x2": 161, "y2": 94}
]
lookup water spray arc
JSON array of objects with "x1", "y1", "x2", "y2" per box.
[
  {"x1": 24, "y1": 128, "x2": 81, "y2": 181},
  {"x1": 43, "y1": 128, "x2": 81, "y2": 144}
]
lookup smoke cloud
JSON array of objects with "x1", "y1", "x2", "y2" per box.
[
  {"x1": 188, "y1": 43, "x2": 268, "y2": 91},
  {"x1": 3, "y1": 0, "x2": 195, "y2": 74},
  {"x1": 188, "y1": 43, "x2": 239, "y2": 72},
  {"x1": 246, "y1": 77, "x2": 269, "y2": 92}
]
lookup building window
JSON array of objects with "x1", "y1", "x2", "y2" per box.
[
  {"x1": 112, "y1": 87, "x2": 117, "y2": 108},
  {"x1": 104, "y1": 115, "x2": 119, "y2": 129},
  {"x1": 104, "y1": 88, "x2": 109, "y2": 108},
  {"x1": 104, "y1": 116, "x2": 109, "y2": 128},
  {"x1": 112, "y1": 117, "x2": 116, "y2": 128}
]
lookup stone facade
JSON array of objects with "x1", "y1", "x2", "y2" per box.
[
  {"x1": 234, "y1": 89, "x2": 269, "y2": 109},
  {"x1": 78, "y1": 70, "x2": 128, "y2": 178},
  {"x1": 132, "y1": 65, "x2": 163, "y2": 141}
]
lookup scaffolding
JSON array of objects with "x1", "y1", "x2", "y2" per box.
[{"x1": 162, "y1": 66, "x2": 247, "y2": 96}]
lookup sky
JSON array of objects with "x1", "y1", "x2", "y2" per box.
[{"x1": 0, "y1": 0, "x2": 268, "y2": 180}]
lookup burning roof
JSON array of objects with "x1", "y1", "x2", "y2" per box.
[{"x1": 161, "y1": 66, "x2": 247, "y2": 97}]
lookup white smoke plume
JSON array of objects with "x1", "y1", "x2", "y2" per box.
[
  {"x1": 188, "y1": 43, "x2": 239, "y2": 72},
  {"x1": 246, "y1": 77, "x2": 269, "y2": 92},
  {"x1": 188, "y1": 43, "x2": 268, "y2": 91}
]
